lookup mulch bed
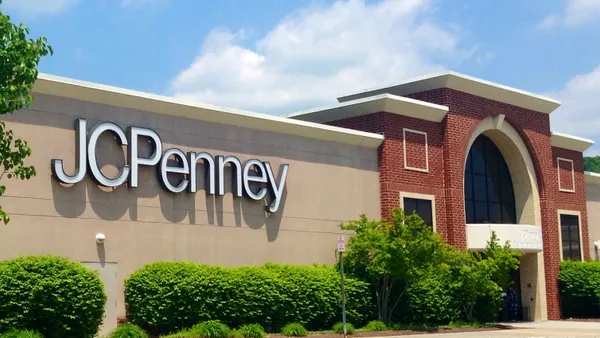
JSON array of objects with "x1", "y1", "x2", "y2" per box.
[{"x1": 267, "y1": 325, "x2": 513, "y2": 338}]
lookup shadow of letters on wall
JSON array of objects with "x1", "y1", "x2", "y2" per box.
[{"x1": 51, "y1": 118, "x2": 289, "y2": 227}]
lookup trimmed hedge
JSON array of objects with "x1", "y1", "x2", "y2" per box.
[
  {"x1": 559, "y1": 260, "x2": 600, "y2": 318},
  {"x1": 0, "y1": 255, "x2": 106, "y2": 338},
  {"x1": 125, "y1": 262, "x2": 371, "y2": 334}
]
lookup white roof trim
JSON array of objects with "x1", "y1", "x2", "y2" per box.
[
  {"x1": 551, "y1": 131, "x2": 595, "y2": 152},
  {"x1": 32, "y1": 73, "x2": 384, "y2": 148},
  {"x1": 585, "y1": 171, "x2": 600, "y2": 185},
  {"x1": 288, "y1": 93, "x2": 449, "y2": 123},
  {"x1": 337, "y1": 70, "x2": 561, "y2": 115}
]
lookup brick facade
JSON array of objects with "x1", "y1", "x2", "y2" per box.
[{"x1": 328, "y1": 88, "x2": 589, "y2": 320}]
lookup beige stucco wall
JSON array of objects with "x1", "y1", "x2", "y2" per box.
[
  {"x1": 586, "y1": 183, "x2": 600, "y2": 260},
  {"x1": 0, "y1": 94, "x2": 381, "y2": 323}
]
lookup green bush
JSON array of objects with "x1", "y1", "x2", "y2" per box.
[
  {"x1": 190, "y1": 321, "x2": 230, "y2": 338},
  {"x1": 559, "y1": 260, "x2": 600, "y2": 318},
  {"x1": 237, "y1": 324, "x2": 265, "y2": 338},
  {"x1": 109, "y1": 324, "x2": 148, "y2": 338},
  {"x1": 364, "y1": 320, "x2": 386, "y2": 331},
  {"x1": 0, "y1": 255, "x2": 106, "y2": 338},
  {"x1": 125, "y1": 262, "x2": 371, "y2": 334},
  {"x1": 332, "y1": 322, "x2": 354, "y2": 335},
  {"x1": 280, "y1": 323, "x2": 309, "y2": 337},
  {"x1": 403, "y1": 271, "x2": 461, "y2": 325},
  {"x1": 0, "y1": 329, "x2": 43, "y2": 338}
]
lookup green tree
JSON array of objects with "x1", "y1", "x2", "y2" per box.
[
  {"x1": 448, "y1": 232, "x2": 522, "y2": 321},
  {"x1": 584, "y1": 156, "x2": 600, "y2": 173},
  {"x1": 340, "y1": 208, "x2": 448, "y2": 324},
  {"x1": 0, "y1": 1, "x2": 52, "y2": 224}
]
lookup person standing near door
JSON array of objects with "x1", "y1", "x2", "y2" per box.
[{"x1": 507, "y1": 284, "x2": 520, "y2": 321}]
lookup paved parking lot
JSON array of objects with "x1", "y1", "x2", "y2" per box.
[{"x1": 395, "y1": 321, "x2": 600, "y2": 338}]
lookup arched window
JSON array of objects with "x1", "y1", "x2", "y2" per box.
[{"x1": 465, "y1": 134, "x2": 516, "y2": 224}]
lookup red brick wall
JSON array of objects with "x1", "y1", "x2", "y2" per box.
[
  {"x1": 329, "y1": 111, "x2": 447, "y2": 240},
  {"x1": 552, "y1": 147, "x2": 590, "y2": 259},
  {"x1": 326, "y1": 87, "x2": 588, "y2": 320}
]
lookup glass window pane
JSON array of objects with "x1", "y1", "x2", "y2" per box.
[
  {"x1": 466, "y1": 153, "x2": 472, "y2": 174},
  {"x1": 500, "y1": 178, "x2": 515, "y2": 203},
  {"x1": 563, "y1": 245, "x2": 572, "y2": 261},
  {"x1": 466, "y1": 201, "x2": 475, "y2": 223},
  {"x1": 572, "y1": 246, "x2": 582, "y2": 261},
  {"x1": 475, "y1": 202, "x2": 488, "y2": 223},
  {"x1": 501, "y1": 204, "x2": 516, "y2": 224},
  {"x1": 489, "y1": 203, "x2": 502, "y2": 223},
  {"x1": 465, "y1": 174, "x2": 473, "y2": 200},
  {"x1": 418, "y1": 200, "x2": 433, "y2": 227},
  {"x1": 570, "y1": 225, "x2": 580, "y2": 243},
  {"x1": 404, "y1": 198, "x2": 417, "y2": 216},
  {"x1": 485, "y1": 150, "x2": 500, "y2": 177},
  {"x1": 471, "y1": 147, "x2": 486, "y2": 174},
  {"x1": 473, "y1": 175, "x2": 487, "y2": 201},
  {"x1": 487, "y1": 176, "x2": 501, "y2": 203}
]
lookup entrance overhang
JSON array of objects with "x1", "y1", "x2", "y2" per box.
[{"x1": 466, "y1": 223, "x2": 543, "y2": 253}]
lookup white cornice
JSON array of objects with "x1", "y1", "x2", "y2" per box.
[
  {"x1": 288, "y1": 93, "x2": 449, "y2": 123},
  {"x1": 337, "y1": 70, "x2": 561, "y2": 115},
  {"x1": 32, "y1": 73, "x2": 384, "y2": 149},
  {"x1": 551, "y1": 131, "x2": 594, "y2": 152}
]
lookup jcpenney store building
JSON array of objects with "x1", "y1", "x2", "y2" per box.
[{"x1": 2, "y1": 71, "x2": 600, "y2": 333}]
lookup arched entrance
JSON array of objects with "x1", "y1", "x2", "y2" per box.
[
  {"x1": 465, "y1": 134, "x2": 522, "y2": 321},
  {"x1": 463, "y1": 115, "x2": 547, "y2": 321}
]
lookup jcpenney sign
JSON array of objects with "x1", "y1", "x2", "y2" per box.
[{"x1": 51, "y1": 119, "x2": 289, "y2": 213}]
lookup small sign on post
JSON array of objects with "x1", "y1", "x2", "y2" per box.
[
  {"x1": 337, "y1": 236, "x2": 346, "y2": 252},
  {"x1": 337, "y1": 236, "x2": 347, "y2": 337}
]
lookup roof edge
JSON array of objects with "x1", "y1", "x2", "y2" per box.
[
  {"x1": 551, "y1": 131, "x2": 595, "y2": 152},
  {"x1": 336, "y1": 70, "x2": 561, "y2": 115},
  {"x1": 289, "y1": 93, "x2": 449, "y2": 123},
  {"x1": 32, "y1": 73, "x2": 385, "y2": 149}
]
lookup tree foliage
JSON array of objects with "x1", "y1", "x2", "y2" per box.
[
  {"x1": 584, "y1": 156, "x2": 600, "y2": 173},
  {"x1": 0, "y1": 1, "x2": 53, "y2": 224},
  {"x1": 340, "y1": 209, "x2": 449, "y2": 323},
  {"x1": 341, "y1": 208, "x2": 522, "y2": 324}
]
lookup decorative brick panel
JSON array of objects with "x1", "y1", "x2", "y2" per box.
[
  {"x1": 403, "y1": 128, "x2": 428, "y2": 172},
  {"x1": 557, "y1": 157, "x2": 575, "y2": 193}
]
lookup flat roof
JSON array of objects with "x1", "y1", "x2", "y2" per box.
[
  {"x1": 288, "y1": 93, "x2": 449, "y2": 123},
  {"x1": 32, "y1": 74, "x2": 384, "y2": 149},
  {"x1": 585, "y1": 171, "x2": 600, "y2": 185},
  {"x1": 337, "y1": 71, "x2": 562, "y2": 115},
  {"x1": 551, "y1": 131, "x2": 595, "y2": 152}
]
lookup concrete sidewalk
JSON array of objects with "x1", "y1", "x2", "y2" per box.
[{"x1": 379, "y1": 321, "x2": 600, "y2": 338}]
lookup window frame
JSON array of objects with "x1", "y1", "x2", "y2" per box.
[
  {"x1": 399, "y1": 192, "x2": 436, "y2": 232},
  {"x1": 557, "y1": 209, "x2": 584, "y2": 261}
]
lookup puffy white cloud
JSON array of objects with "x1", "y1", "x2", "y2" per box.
[
  {"x1": 1, "y1": 0, "x2": 77, "y2": 15},
  {"x1": 537, "y1": 0, "x2": 600, "y2": 29},
  {"x1": 169, "y1": 0, "x2": 478, "y2": 114},
  {"x1": 548, "y1": 65, "x2": 600, "y2": 154}
]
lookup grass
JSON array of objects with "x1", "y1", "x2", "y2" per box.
[{"x1": 0, "y1": 330, "x2": 44, "y2": 338}]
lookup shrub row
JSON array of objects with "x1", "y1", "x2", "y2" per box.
[
  {"x1": 559, "y1": 260, "x2": 600, "y2": 318},
  {"x1": 125, "y1": 262, "x2": 371, "y2": 335}
]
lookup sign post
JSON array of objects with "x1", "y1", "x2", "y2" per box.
[{"x1": 337, "y1": 236, "x2": 347, "y2": 338}]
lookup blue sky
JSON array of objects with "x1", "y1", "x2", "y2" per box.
[{"x1": 2, "y1": 0, "x2": 600, "y2": 154}]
